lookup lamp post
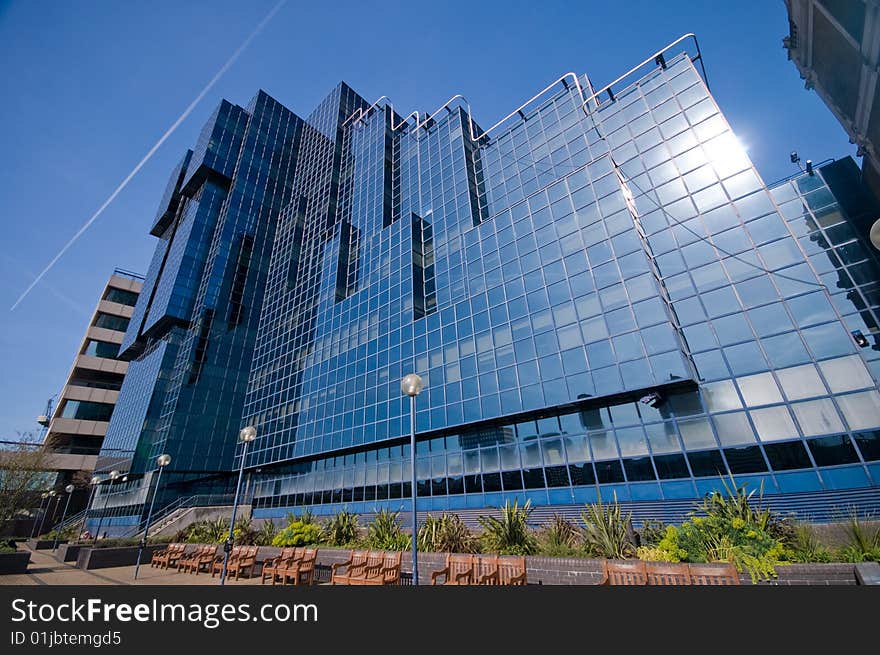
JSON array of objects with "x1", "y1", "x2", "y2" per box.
[
  {"x1": 401, "y1": 373, "x2": 424, "y2": 586},
  {"x1": 37, "y1": 491, "x2": 57, "y2": 538},
  {"x1": 92, "y1": 470, "x2": 120, "y2": 545},
  {"x1": 81, "y1": 476, "x2": 100, "y2": 540},
  {"x1": 219, "y1": 426, "x2": 257, "y2": 586},
  {"x1": 30, "y1": 492, "x2": 49, "y2": 539},
  {"x1": 53, "y1": 485, "x2": 75, "y2": 550},
  {"x1": 134, "y1": 454, "x2": 171, "y2": 580}
]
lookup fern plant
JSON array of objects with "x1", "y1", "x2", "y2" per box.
[{"x1": 478, "y1": 499, "x2": 537, "y2": 556}]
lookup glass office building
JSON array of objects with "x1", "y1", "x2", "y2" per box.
[
  {"x1": 91, "y1": 37, "x2": 880, "y2": 532},
  {"x1": 88, "y1": 91, "x2": 304, "y2": 533}
]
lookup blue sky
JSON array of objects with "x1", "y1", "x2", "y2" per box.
[{"x1": 0, "y1": 0, "x2": 857, "y2": 438}]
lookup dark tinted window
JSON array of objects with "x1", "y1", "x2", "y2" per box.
[
  {"x1": 763, "y1": 441, "x2": 812, "y2": 471},
  {"x1": 724, "y1": 445, "x2": 769, "y2": 473},
  {"x1": 687, "y1": 450, "x2": 727, "y2": 477},
  {"x1": 807, "y1": 435, "x2": 860, "y2": 466}
]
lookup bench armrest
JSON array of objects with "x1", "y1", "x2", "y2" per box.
[
  {"x1": 477, "y1": 570, "x2": 498, "y2": 584},
  {"x1": 430, "y1": 567, "x2": 450, "y2": 585},
  {"x1": 331, "y1": 558, "x2": 353, "y2": 574},
  {"x1": 454, "y1": 569, "x2": 474, "y2": 584}
]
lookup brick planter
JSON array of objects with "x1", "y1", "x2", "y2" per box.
[
  {"x1": 180, "y1": 544, "x2": 877, "y2": 585},
  {"x1": 76, "y1": 545, "x2": 164, "y2": 570},
  {"x1": 0, "y1": 551, "x2": 31, "y2": 574}
]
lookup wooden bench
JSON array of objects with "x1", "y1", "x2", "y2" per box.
[
  {"x1": 261, "y1": 547, "x2": 301, "y2": 585},
  {"x1": 228, "y1": 545, "x2": 259, "y2": 580},
  {"x1": 431, "y1": 553, "x2": 527, "y2": 585},
  {"x1": 431, "y1": 553, "x2": 475, "y2": 585},
  {"x1": 177, "y1": 545, "x2": 210, "y2": 573},
  {"x1": 331, "y1": 550, "x2": 373, "y2": 585},
  {"x1": 151, "y1": 543, "x2": 186, "y2": 570},
  {"x1": 181, "y1": 545, "x2": 218, "y2": 575},
  {"x1": 278, "y1": 548, "x2": 317, "y2": 586},
  {"x1": 600, "y1": 560, "x2": 740, "y2": 585},
  {"x1": 600, "y1": 560, "x2": 648, "y2": 585},
  {"x1": 476, "y1": 555, "x2": 527, "y2": 586},
  {"x1": 687, "y1": 563, "x2": 740, "y2": 585},
  {"x1": 360, "y1": 551, "x2": 402, "y2": 586},
  {"x1": 211, "y1": 545, "x2": 243, "y2": 577}
]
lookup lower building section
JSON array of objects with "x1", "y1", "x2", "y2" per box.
[{"x1": 248, "y1": 372, "x2": 880, "y2": 521}]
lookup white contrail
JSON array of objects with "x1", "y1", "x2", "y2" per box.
[{"x1": 10, "y1": 0, "x2": 287, "y2": 311}]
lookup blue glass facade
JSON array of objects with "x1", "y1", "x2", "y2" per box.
[
  {"x1": 92, "y1": 91, "x2": 304, "y2": 530},
  {"x1": 246, "y1": 48, "x2": 880, "y2": 521},
  {"x1": 93, "y1": 38, "x2": 880, "y2": 532}
]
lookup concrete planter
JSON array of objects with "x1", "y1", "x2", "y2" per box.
[
  {"x1": 76, "y1": 545, "x2": 164, "y2": 570},
  {"x1": 0, "y1": 551, "x2": 31, "y2": 574},
  {"x1": 26, "y1": 539, "x2": 62, "y2": 550},
  {"x1": 56, "y1": 543, "x2": 89, "y2": 563}
]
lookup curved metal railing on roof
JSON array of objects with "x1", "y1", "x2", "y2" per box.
[{"x1": 343, "y1": 33, "x2": 708, "y2": 144}]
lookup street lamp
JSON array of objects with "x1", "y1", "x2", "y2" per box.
[
  {"x1": 37, "y1": 491, "x2": 58, "y2": 539},
  {"x1": 135, "y1": 454, "x2": 171, "y2": 580},
  {"x1": 81, "y1": 476, "x2": 100, "y2": 540},
  {"x1": 30, "y1": 491, "x2": 50, "y2": 539},
  {"x1": 53, "y1": 485, "x2": 76, "y2": 551},
  {"x1": 219, "y1": 426, "x2": 257, "y2": 585},
  {"x1": 401, "y1": 373, "x2": 424, "y2": 586},
  {"x1": 92, "y1": 470, "x2": 120, "y2": 545}
]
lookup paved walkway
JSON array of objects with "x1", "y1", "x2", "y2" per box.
[{"x1": 1, "y1": 547, "x2": 267, "y2": 586}]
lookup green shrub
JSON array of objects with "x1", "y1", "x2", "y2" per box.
[
  {"x1": 538, "y1": 514, "x2": 582, "y2": 557},
  {"x1": 255, "y1": 520, "x2": 278, "y2": 546},
  {"x1": 659, "y1": 480, "x2": 794, "y2": 582},
  {"x1": 478, "y1": 499, "x2": 537, "y2": 556},
  {"x1": 789, "y1": 523, "x2": 833, "y2": 563},
  {"x1": 272, "y1": 521, "x2": 322, "y2": 547},
  {"x1": 638, "y1": 519, "x2": 668, "y2": 547},
  {"x1": 322, "y1": 510, "x2": 359, "y2": 547},
  {"x1": 185, "y1": 518, "x2": 229, "y2": 544},
  {"x1": 580, "y1": 496, "x2": 636, "y2": 559},
  {"x1": 837, "y1": 511, "x2": 880, "y2": 562},
  {"x1": 285, "y1": 509, "x2": 315, "y2": 526},
  {"x1": 232, "y1": 516, "x2": 259, "y2": 545},
  {"x1": 418, "y1": 513, "x2": 477, "y2": 553},
  {"x1": 365, "y1": 509, "x2": 409, "y2": 551}
]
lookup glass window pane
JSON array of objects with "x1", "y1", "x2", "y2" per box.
[
  {"x1": 790, "y1": 399, "x2": 845, "y2": 437},
  {"x1": 589, "y1": 432, "x2": 619, "y2": 460},
  {"x1": 616, "y1": 427, "x2": 649, "y2": 457},
  {"x1": 736, "y1": 372, "x2": 783, "y2": 407},
  {"x1": 818, "y1": 355, "x2": 874, "y2": 393},
  {"x1": 776, "y1": 364, "x2": 826, "y2": 400},
  {"x1": 645, "y1": 422, "x2": 681, "y2": 454},
  {"x1": 807, "y1": 435, "x2": 860, "y2": 466},
  {"x1": 713, "y1": 412, "x2": 756, "y2": 446},
  {"x1": 750, "y1": 406, "x2": 799, "y2": 442},
  {"x1": 678, "y1": 417, "x2": 716, "y2": 450},
  {"x1": 702, "y1": 380, "x2": 742, "y2": 411},
  {"x1": 837, "y1": 391, "x2": 880, "y2": 431},
  {"x1": 564, "y1": 435, "x2": 590, "y2": 462},
  {"x1": 763, "y1": 441, "x2": 812, "y2": 471}
]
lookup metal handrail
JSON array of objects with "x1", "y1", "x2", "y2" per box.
[
  {"x1": 468, "y1": 73, "x2": 589, "y2": 141},
  {"x1": 342, "y1": 33, "x2": 707, "y2": 153},
  {"x1": 582, "y1": 33, "x2": 707, "y2": 109}
]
